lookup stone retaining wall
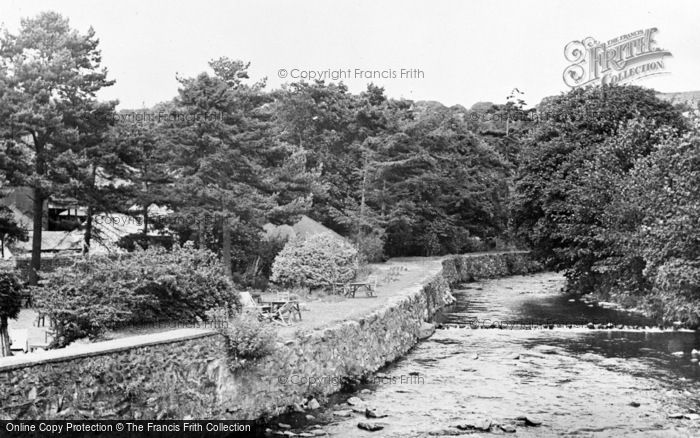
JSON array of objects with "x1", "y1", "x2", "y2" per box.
[{"x1": 0, "y1": 252, "x2": 538, "y2": 420}]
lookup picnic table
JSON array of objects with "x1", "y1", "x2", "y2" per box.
[{"x1": 333, "y1": 278, "x2": 377, "y2": 298}]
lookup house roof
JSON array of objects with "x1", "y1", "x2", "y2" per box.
[{"x1": 13, "y1": 230, "x2": 83, "y2": 253}]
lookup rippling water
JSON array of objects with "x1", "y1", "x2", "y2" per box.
[{"x1": 270, "y1": 272, "x2": 700, "y2": 437}]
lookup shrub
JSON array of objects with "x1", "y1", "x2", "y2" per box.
[
  {"x1": 221, "y1": 313, "x2": 277, "y2": 368},
  {"x1": 116, "y1": 233, "x2": 175, "y2": 252},
  {"x1": 0, "y1": 271, "x2": 23, "y2": 356},
  {"x1": 354, "y1": 230, "x2": 386, "y2": 263},
  {"x1": 33, "y1": 243, "x2": 239, "y2": 347},
  {"x1": 270, "y1": 233, "x2": 358, "y2": 288}
]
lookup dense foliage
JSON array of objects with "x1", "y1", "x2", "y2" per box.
[
  {"x1": 270, "y1": 233, "x2": 358, "y2": 288},
  {"x1": 0, "y1": 271, "x2": 23, "y2": 356},
  {"x1": 33, "y1": 244, "x2": 239, "y2": 346},
  {"x1": 220, "y1": 313, "x2": 278, "y2": 369},
  {"x1": 513, "y1": 84, "x2": 700, "y2": 326},
  {"x1": 607, "y1": 127, "x2": 700, "y2": 325}
]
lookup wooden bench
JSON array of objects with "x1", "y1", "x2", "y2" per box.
[{"x1": 340, "y1": 276, "x2": 378, "y2": 298}]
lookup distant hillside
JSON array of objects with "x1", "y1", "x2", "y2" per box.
[{"x1": 657, "y1": 91, "x2": 700, "y2": 108}]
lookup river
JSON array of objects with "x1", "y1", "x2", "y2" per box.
[{"x1": 270, "y1": 272, "x2": 700, "y2": 437}]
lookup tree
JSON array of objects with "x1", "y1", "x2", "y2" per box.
[
  {"x1": 0, "y1": 205, "x2": 28, "y2": 258},
  {"x1": 0, "y1": 12, "x2": 115, "y2": 283},
  {"x1": 165, "y1": 58, "x2": 318, "y2": 279},
  {"x1": 610, "y1": 126, "x2": 700, "y2": 325},
  {"x1": 114, "y1": 104, "x2": 177, "y2": 236},
  {"x1": 512, "y1": 85, "x2": 687, "y2": 291},
  {"x1": 273, "y1": 80, "x2": 361, "y2": 234}
]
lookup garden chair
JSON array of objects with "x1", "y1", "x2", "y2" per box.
[
  {"x1": 9, "y1": 329, "x2": 28, "y2": 354},
  {"x1": 365, "y1": 275, "x2": 378, "y2": 296},
  {"x1": 383, "y1": 266, "x2": 400, "y2": 283},
  {"x1": 28, "y1": 324, "x2": 56, "y2": 353},
  {"x1": 272, "y1": 301, "x2": 302, "y2": 325}
]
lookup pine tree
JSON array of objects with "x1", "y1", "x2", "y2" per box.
[{"x1": 0, "y1": 12, "x2": 115, "y2": 282}]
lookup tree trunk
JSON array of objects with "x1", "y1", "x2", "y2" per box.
[
  {"x1": 222, "y1": 216, "x2": 233, "y2": 280},
  {"x1": 83, "y1": 206, "x2": 93, "y2": 255},
  {"x1": 198, "y1": 216, "x2": 206, "y2": 249},
  {"x1": 29, "y1": 187, "x2": 43, "y2": 286},
  {"x1": 0, "y1": 317, "x2": 12, "y2": 357},
  {"x1": 83, "y1": 164, "x2": 97, "y2": 255},
  {"x1": 29, "y1": 136, "x2": 46, "y2": 286},
  {"x1": 143, "y1": 204, "x2": 149, "y2": 235},
  {"x1": 357, "y1": 154, "x2": 369, "y2": 256}
]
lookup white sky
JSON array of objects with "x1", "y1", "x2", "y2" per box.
[{"x1": 1, "y1": 0, "x2": 698, "y2": 109}]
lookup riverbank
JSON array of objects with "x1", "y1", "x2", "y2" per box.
[
  {"x1": 311, "y1": 272, "x2": 700, "y2": 437},
  {"x1": 0, "y1": 251, "x2": 540, "y2": 421}
]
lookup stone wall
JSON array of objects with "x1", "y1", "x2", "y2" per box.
[
  {"x1": 0, "y1": 252, "x2": 537, "y2": 420},
  {"x1": 0, "y1": 330, "x2": 227, "y2": 420},
  {"x1": 442, "y1": 251, "x2": 541, "y2": 285}
]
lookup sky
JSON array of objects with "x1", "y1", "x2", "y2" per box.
[{"x1": 1, "y1": 0, "x2": 698, "y2": 110}]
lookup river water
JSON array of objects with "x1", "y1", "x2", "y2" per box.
[{"x1": 271, "y1": 272, "x2": 700, "y2": 437}]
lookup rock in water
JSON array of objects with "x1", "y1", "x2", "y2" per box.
[
  {"x1": 357, "y1": 422, "x2": 384, "y2": 432},
  {"x1": 456, "y1": 417, "x2": 491, "y2": 431},
  {"x1": 365, "y1": 408, "x2": 388, "y2": 418},
  {"x1": 307, "y1": 398, "x2": 320, "y2": 410},
  {"x1": 474, "y1": 419, "x2": 492, "y2": 431},
  {"x1": 516, "y1": 415, "x2": 542, "y2": 426},
  {"x1": 347, "y1": 396, "x2": 363, "y2": 406},
  {"x1": 278, "y1": 423, "x2": 292, "y2": 429},
  {"x1": 418, "y1": 322, "x2": 436, "y2": 340},
  {"x1": 629, "y1": 401, "x2": 640, "y2": 407},
  {"x1": 500, "y1": 424, "x2": 517, "y2": 433}
]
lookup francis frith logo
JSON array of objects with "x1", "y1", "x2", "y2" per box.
[{"x1": 563, "y1": 28, "x2": 671, "y2": 88}]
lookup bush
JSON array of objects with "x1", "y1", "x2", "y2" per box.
[
  {"x1": 0, "y1": 271, "x2": 23, "y2": 356},
  {"x1": 221, "y1": 313, "x2": 277, "y2": 368},
  {"x1": 33, "y1": 243, "x2": 239, "y2": 347},
  {"x1": 116, "y1": 233, "x2": 175, "y2": 252},
  {"x1": 0, "y1": 271, "x2": 23, "y2": 320},
  {"x1": 270, "y1": 233, "x2": 358, "y2": 288},
  {"x1": 354, "y1": 230, "x2": 386, "y2": 263}
]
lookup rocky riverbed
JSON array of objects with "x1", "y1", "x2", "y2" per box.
[{"x1": 265, "y1": 272, "x2": 700, "y2": 437}]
